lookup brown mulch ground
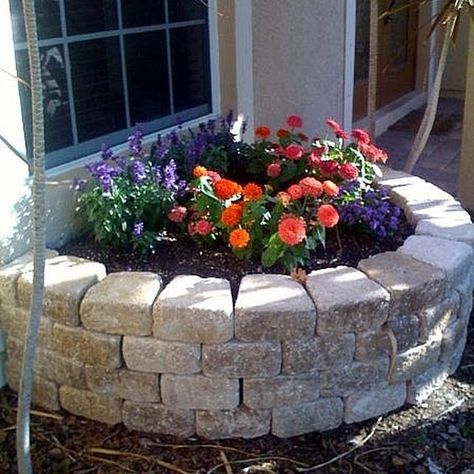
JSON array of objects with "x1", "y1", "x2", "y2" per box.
[{"x1": 0, "y1": 307, "x2": 472, "y2": 473}]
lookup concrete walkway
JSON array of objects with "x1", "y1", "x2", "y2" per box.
[{"x1": 376, "y1": 98, "x2": 463, "y2": 197}]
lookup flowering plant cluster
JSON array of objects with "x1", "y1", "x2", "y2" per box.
[{"x1": 77, "y1": 113, "x2": 400, "y2": 269}]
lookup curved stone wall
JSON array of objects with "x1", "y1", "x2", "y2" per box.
[{"x1": 0, "y1": 168, "x2": 473, "y2": 439}]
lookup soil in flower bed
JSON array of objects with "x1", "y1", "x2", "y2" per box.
[{"x1": 59, "y1": 217, "x2": 413, "y2": 297}]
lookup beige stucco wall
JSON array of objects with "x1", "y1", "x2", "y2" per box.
[
  {"x1": 251, "y1": 0, "x2": 346, "y2": 136},
  {"x1": 442, "y1": 8, "x2": 469, "y2": 99}
]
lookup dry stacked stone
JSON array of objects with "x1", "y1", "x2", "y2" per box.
[{"x1": 0, "y1": 167, "x2": 472, "y2": 439}]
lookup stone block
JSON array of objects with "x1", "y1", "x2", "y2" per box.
[
  {"x1": 161, "y1": 374, "x2": 239, "y2": 410},
  {"x1": 282, "y1": 334, "x2": 355, "y2": 374},
  {"x1": 447, "y1": 330, "x2": 467, "y2": 375},
  {"x1": 391, "y1": 339, "x2": 442, "y2": 383},
  {"x1": 306, "y1": 267, "x2": 390, "y2": 334},
  {"x1": 344, "y1": 383, "x2": 407, "y2": 423},
  {"x1": 440, "y1": 317, "x2": 468, "y2": 364},
  {"x1": 320, "y1": 358, "x2": 389, "y2": 397},
  {"x1": 202, "y1": 341, "x2": 281, "y2": 378},
  {"x1": 86, "y1": 367, "x2": 160, "y2": 402},
  {"x1": 399, "y1": 235, "x2": 473, "y2": 291},
  {"x1": 375, "y1": 167, "x2": 425, "y2": 188},
  {"x1": 17, "y1": 256, "x2": 106, "y2": 326},
  {"x1": 81, "y1": 272, "x2": 161, "y2": 336},
  {"x1": 52, "y1": 324, "x2": 121, "y2": 369},
  {"x1": 358, "y1": 252, "x2": 446, "y2": 316},
  {"x1": 244, "y1": 374, "x2": 319, "y2": 408},
  {"x1": 122, "y1": 401, "x2": 195, "y2": 437},
  {"x1": 272, "y1": 398, "x2": 343, "y2": 437},
  {"x1": 235, "y1": 274, "x2": 315, "y2": 341},
  {"x1": 123, "y1": 336, "x2": 200, "y2": 374},
  {"x1": 153, "y1": 275, "x2": 233, "y2": 344},
  {"x1": 418, "y1": 294, "x2": 459, "y2": 343},
  {"x1": 456, "y1": 274, "x2": 474, "y2": 322},
  {"x1": 387, "y1": 314, "x2": 420, "y2": 352},
  {"x1": 59, "y1": 386, "x2": 122, "y2": 424},
  {"x1": 196, "y1": 407, "x2": 271, "y2": 439},
  {"x1": 407, "y1": 201, "x2": 471, "y2": 226},
  {"x1": 406, "y1": 363, "x2": 450, "y2": 404},
  {"x1": 390, "y1": 182, "x2": 455, "y2": 208},
  {"x1": 416, "y1": 219, "x2": 474, "y2": 249},
  {"x1": 0, "y1": 250, "x2": 57, "y2": 308},
  {"x1": 355, "y1": 328, "x2": 392, "y2": 360}
]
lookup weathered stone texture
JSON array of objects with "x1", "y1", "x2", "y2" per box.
[
  {"x1": 86, "y1": 367, "x2": 160, "y2": 402},
  {"x1": 153, "y1": 275, "x2": 233, "y2": 343},
  {"x1": 418, "y1": 294, "x2": 459, "y2": 343},
  {"x1": 122, "y1": 401, "x2": 195, "y2": 437},
  {"x1": 59, "y1": 386, "x2": 122, "y2": 424},
  {"x1": 282, "y1": 334, "x2": 355, "y2": 374},
  {"x1": 81, "y1": 272, "x2": 161, "y2": 336},
  {"x1": 375, "y1": 167, "x2": 425, "y2": 189},
  {"x1": 272, "y1": 398, "x2": 343, "y2": 437},
  {"x1": 399, "y1": 235, "x2": 473, "y2": 290},
  {"x1": 161, "y1": 374, "x2": 239, "y2": 410},
  {"x1": 407, "y1": 201, "x2": 472, "y2": 226},
  {"x1": 387, "y1": 314, "x2": 420, "y2": 352},
  {"x1": 416, "y1": 218, "x2": 474, "y2": 249},
  {"x1": 17, "y1": 256, "x2": 106, "y2": 325},
  {"x1": 202, "y1": 341, "x2": 281, "y2": 378},
  {"x1": 320, "y1": 358, "x2": 389, "y2": 397},
  {"x1": 344, "y1": 383, "x2": 407, "y2": 423},
  {"x1": 440, "y1": 317, "x2": 468, "y2": 364},
  {"x1": 235, "y1": 274, "x2": 315, "y2": 341},
  {"x1": 390, "y1": 182, "x2": 455, "y2": 209},
  {"x1": 391, "y1": 339, "x2": 442, "y2": 383},
  {"x1": 52, "y1": 324, "x2": 121, "y2": 369},
  {"x1": 355, "y1": 328, "x2": 392, "y2": 360},
  {"x1": 196, "y1": 407, "x2": 271, "y2": 439},
  {"x1": 306, "y1": 267, "x2": 390, "y2": 334},
  {"x1": 244, "y1": 374, "x2": 319, "y2": 408},
  {"x1": 358, "y1": 252, "x2": 446, "y2": 315},
  {"x1": 407, "y1": 363, "x2": 450, "y2": 404},
  {"x1": 123, "y1": 336, "x2": 200, "y2": 374},
  {"x1": 0, "y1": 250, "x2": 57, "y2": 308}
]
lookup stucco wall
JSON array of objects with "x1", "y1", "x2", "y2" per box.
[{"x1": 252, "y1": 0, "x2": 346, "y2": 136}]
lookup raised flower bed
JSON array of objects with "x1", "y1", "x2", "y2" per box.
[{"x1": 0, "y1": 166, "x2": 472, "y2": 438}]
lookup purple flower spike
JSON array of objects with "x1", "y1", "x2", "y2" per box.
[
  {"x1": 132, "y1": 222, "x2": 144, "y2": 238},
  {"x1": 130, "y1": 160, "x2": 147, "y2": 185}
]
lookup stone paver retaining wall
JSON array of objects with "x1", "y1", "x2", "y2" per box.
[{"x1": 0, "y1": 168, "x2": 472, "y2": 438}]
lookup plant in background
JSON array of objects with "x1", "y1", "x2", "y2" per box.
[{"x1": 77, "y1": 128, "x2": 184, "y2": 252}]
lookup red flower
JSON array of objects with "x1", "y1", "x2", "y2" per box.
[
  {"x1": 287, "y1": 184, "x2": 304, "y2": 200},
  {"x1": 284, "y1": 144, "x2": 304, "y2": 160},
  {"x1": 359, "y1": 143, "x2": 388, "y2": 163},
  {"x1": 276, "y1": 191, "x2": 291, "y2": 206},
  {"x1": 319, "y1": 160, "x2": 340, "y2": 176},
  {"x1": 326, "y1": 118, "x2": 349, "y2": 140},
  {"x1": 242, "y1": 183, "x2": 263, "y2": 201},
  {"x1": 339, "y1": 162, "x2": 359, "y2": 181},
  {"x1": 214, "y1": 179, "x2": 240, "y2": 200},
  {"x1": 168, "y1": 205, "x2": 187, "y2": 223},
  {"x1": 287, "y1": 114, "x2": 303, "y2": 128},
  {"x1": 255, "y1": 125, "x2": 271, "y2": 140},
  {"x1": 277, "y1": 128, "x2": 290, "y2": 138},
  {"x1": 322, "y1": 180, "x2": 339, "y2": 197},
  {"x1": 267, "y1": 162, "x2": 282, "y2": 178},
  {"x1": 221, "y1": 203, "x2": 243, "y2": 227},
  {"x1": 299, "y1": 177, "x2": 323, "y2": 198},
  {"x1": 307, "y1": 145, "x2": 328, "y2": 168},
  {"x1": 278, "y1": 215, "x2": 306, "y2": 246},
  {"x1": 195, "y1": 219, "x2": 213, "y2": 236},
  {"x1": 317, "y1": 204, "x2": 339, "y2": 228},
  {"x1": 351, "y1": 128, "x2": 371, "y2": 145},
  {"x1": 229, "y1": 228, "x2": 250, "y2": 248}
]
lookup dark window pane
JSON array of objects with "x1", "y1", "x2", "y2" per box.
[
  {"x1": 125, "y1": 31, "x2": 170, "y2": 123},
  {"x1": 8, "y1": 0, "x2": 61, "y2": 43},
  {"x1": 168, "y1": 0, "x2": 207, "y2": 22},
  {"x1": 65, "y1": 0, "x2": 117, "y2": 35},
  {"x1": 69, "y1": 38, "x2": 126, "y2": 142},
  {"x1": 121, "y1": 0, "x2": 165, "y2": 28},
  {"x1": 170, "y1": 25, "x2": 210, "y2": 112},
  {"x1": 15, "y1": 45, "x2": 74, "y2": 155}
]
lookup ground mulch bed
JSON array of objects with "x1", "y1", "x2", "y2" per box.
[
  {"x1": 0, "y1": 308, "x2": 472, "y2": 473},
  {"x1": 59, "y1": 217, "x2": 413, "y2": 297}
]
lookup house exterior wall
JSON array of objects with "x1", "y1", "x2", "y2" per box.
[
  {"x1": 0, "y1": 4, "x2": 237, "y2": 266},
  {"x1": 251, "y1": 0, "x2": 347, "y2": 136}
]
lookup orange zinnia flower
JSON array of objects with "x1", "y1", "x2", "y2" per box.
[
  {"x1": 322, "y1": 180, "x2": 340, "y2": 197},
  {"x1": 299, "y1": 177, "x2": 323, "y2": 198},
  {"x1": 229, "y1": 228, "x2": 250, "y2": 248},
  {"x1": 317, "y1": 204, "x2": 339, "y2": 228},
  {"x1": 214, "y1": 178, "x2": 240, "y2": 200},
  {"x1": 193, "y1": 165, "x2": 207, "y2": 178},
  {"x1": 242, "y1": 183, "x2": 263, "y2": 201},
  {"x1": 221, "y1": 203, "x2": 243, "y2": 227},
  {"x1": 278, "y1": 215, "x2": 306, "y2": 246}
]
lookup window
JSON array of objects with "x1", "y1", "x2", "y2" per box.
[{"x1": 9, "y1": 0, "x2": 214, "y2": 169}]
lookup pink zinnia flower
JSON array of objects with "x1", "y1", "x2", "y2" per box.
[
  {"x1": 287, "y1": 114, "x2": 303, "y2": 128},
  {"x1": 267, "y1": 162, "x2": 282, "y2": 178},
  {"x1": 195, "y1": 219, "x2": 213, "y2": 236},
  {"x1": 168, "y1": 205, "x2": 187, "y2": 223},
  {"x1": 284, "y1": 144, "x2": 304, "y2": 160}
]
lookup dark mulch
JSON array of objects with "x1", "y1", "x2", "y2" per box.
[
  {"x1": 0, "y1": 304, "x2": 473, "y2": 473},
  {"x1": 59, "y1": 218, "x2": 413, "y2": 297}
]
